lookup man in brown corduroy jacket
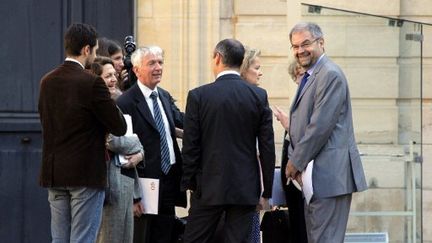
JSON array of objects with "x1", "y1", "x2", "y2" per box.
[{"x1": 38, "y1": 23, "x2": 126, "y2": 242}]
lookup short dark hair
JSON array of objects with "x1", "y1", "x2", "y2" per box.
[
  {"x1": 97, "y1": 37, "x2": 123, "y2": 57},
  {"x1": 214, "y1": 39, "x2": 245, "y2": 68},
  {"x1": 89, "y1": 56, "x2": 114, "y2": 76},
  {"x1": 64, "y1": 23, "x2": 98, "y2": 56}
]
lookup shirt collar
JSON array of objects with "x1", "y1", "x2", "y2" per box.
[
  {"x1": 65, "y1": 57, "x2": 85, "y2": 69},
  {"x1": 137, "y1": 80, "x2": 158, "y2": 99},
  {"x1": 305, "y1": 53, "x2": 325, "y2": 76},
  {"x1": 216, "y1": 70, "x2": 240, "y2": 79}
]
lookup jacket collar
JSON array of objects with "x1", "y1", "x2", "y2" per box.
[
  {"x1": 291, "y1": 55, "x2": 329, "y2": 110},
  {"x1": 130, "y1": 84, "x2": 174, "y2": 132}
]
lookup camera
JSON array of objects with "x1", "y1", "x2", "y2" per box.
[
  {"x1": 124, "y1": 35, "x2": 136, "y2": 55},
  {"x1": 123, "y1": 35, "x2": 137, "y2": 90}
]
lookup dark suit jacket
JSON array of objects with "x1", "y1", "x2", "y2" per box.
[
  {"x1": 38, "y1": 61, "x2": 127, "y2": 188},
  {"x1": 116, "y1": 84, "x2": 187, "y2": 207},
  {"x1": 181, "y1": 73, "x2": 275, "y2": 205}
]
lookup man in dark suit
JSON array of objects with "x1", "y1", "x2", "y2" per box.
[
  {"x1": 116, "y1": 46, "x2": 186, "y2": 243},
  {"x1": 286, "y1": 22, "x2": 367, "y2": 243},
  {"x1": 181, "y1": 39, "x2": 275, "y2": 243},
  {"x1": 38, "y1": 23, "x2": 127, "y2": 242}
]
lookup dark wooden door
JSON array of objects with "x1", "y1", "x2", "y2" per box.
[{"x1": 0, "y1": 0, "x2": 134, "y2": 242}]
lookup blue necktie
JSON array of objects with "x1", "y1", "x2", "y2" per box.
[
  {"x1": 296, "y1": 72, "x2": 310, "y2": 101},
  {"x1": 150, "y1": 91, "x2": 171, "y2": 174}
]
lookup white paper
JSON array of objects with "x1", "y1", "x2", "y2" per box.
[
  {"x1": 302, "y1": 160, "x2": 314, "y2": 205},
  {"x1": 124, "y1": 114, "x2": 133, "y2": 136},
  {"x1": 119, "y1": 115, "x2": 134, "y2": 164},
  {"x1": 138, "y1": 178, "x2": 159, "y2": 215},
  {"x1": 287, "y1": 177, "x2": 302, "y2": 191},
  {"x1": 119, "y1": 155, "x2": 129, "y2": 164}
]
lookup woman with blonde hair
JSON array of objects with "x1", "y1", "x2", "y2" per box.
[{"x1": 240, "y1": 47, "x2": 266, "y2": 243}]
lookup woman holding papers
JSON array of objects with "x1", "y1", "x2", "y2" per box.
[{"x1": 90, "y1": 57, "x2": 144, "y2": 243}]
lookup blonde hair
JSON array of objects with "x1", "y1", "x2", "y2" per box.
[
  {"x1": 288, "y1": 60, "x2": 303, "y2": 82},
  {"x1": 240, "y1": 47, "x2": 261, "y2": 78}
]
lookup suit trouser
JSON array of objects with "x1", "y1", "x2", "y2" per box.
[
  {"x1": 183, "y1": 193, "x2": 256, "y2": 243},
  {"x1": 133, "y1": 209, "x2": 176, "y2": 243},
  {"x1": 304, "y1": 193, "x2": 352, "y2": 243},
  {"x1": 48, "y1": 187, "x2": 105, "y2": 243}
]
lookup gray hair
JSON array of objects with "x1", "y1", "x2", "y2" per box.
[
  {"x1": 131, "y1": 46, "x2": 164, "y2": 67},
  {"x1": 289, "y1": 22, "x2": 323, "y2": 42},
  {"x1": 240, "y1": 47, "x2": 261, "y2": 76}
]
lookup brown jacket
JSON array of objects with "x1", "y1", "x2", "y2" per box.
[{"x1": 38, "y1": 61, "x2": 126, "y2": 188}]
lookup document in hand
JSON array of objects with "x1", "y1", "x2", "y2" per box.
[
  {"x1": 119, "y1": 114, "x2": 134, "y2": 165},
  {"x1": 301, "y1": 160, "x2": 314, "y2": 205},
  {"x1": 139, "y1": 178, "x2": 159, "y2": 214}
]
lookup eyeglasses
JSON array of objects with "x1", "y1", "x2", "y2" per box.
[{"x1": 290, "y1": 38, "x2": 320, "y2": 51}]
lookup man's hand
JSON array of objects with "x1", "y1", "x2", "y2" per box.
[
  {"x1": 257, "y1": 197, "x2": 270, "y2": 211},
  {"x1": 294, "y1": 173, "x2": 303, "y2": 187},
  {"x1": 272, "y1": 106, "x2": 289, "y2": 130},
  {"x1": 286, "y1": 159, "x2": 298, "y2": 179},
  {"x1": 175, "y1": 128, "x2": 184, "y2": 139},
  {"x1": 122, "y1": 152, "x2": 143, "y2": 169},
  {"x1": 133, "y1": 202, "x2": 145, "y2": 217},
  {"x1": 119, "y1": 69, "x2": 128, "y2": 82}
]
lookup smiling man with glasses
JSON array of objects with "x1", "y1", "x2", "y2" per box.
[
  {"x1": 290, "y1": 38, "x2": 320, "y2": 52},
  {"x1": 285, "y1": 22, "x2": 367, "y2": 243}
]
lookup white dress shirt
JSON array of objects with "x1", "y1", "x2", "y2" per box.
[
  {"x1": 65, "y1": 57, "x2": 84, "y2": 69},
  {"x1": 137, "y1": 81, "x2": 176, "y2": 165}
]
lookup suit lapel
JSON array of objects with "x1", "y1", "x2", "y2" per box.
[
  {"x1": 158, "y1": 89, "x2": 175, "y2": 131},
  {"x1": 291, "y1": 55, "x2": 329, "y2": 110},
  {"x1": 131, "y1": 85, "x2": 158, "y2": 131}
]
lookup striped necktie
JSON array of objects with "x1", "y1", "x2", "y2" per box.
[
  {"x1": 296, "y1": 72, "x2": 310, "y2": 101},
  {"x1": 150, "y1": 91, "x2": 171, "y2": 174}
]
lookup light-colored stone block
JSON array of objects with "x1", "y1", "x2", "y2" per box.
[
  {"x1": 349, "y1": 189, "x2": 417, "y2": 242},
  {"x1": 352, "y1": 100, "x2": 398, "y2": 144},
  {"x1": 423, "y1": 103, "x2": 432, "y2": 144},
  {"x1": 302, "y1": 0, "x2": 400, "y2": 16},
  {"x1": 422, "y1": 61, "x2": 432, "y2": 99},
  {"x1": 236, "y1": 20, "x2": 289, "y2": 57},
  {"x1": 401, "y1": 0, "x2": 432, "y2": 16},
  {"x1": 422, "y1": 26, "x2": 432, "y2": 58},
  {"x1": 423, "y1": 189, "x2": 432, "y2": 242},
  {"x1": 260, "y1": 61, "x2": 293, "y2": 98},
  {"x1": 137, "y1": 0, "x2": 153, "y2": 18},
  {"x1": 358, "y1": 144, "x2": 407, "y2": 188},
  {"x1": 235, "y1": 0, "x2": 287, "y2": 15},
  {"x1": 332, "y1": 58, "x2": 400, "y2": 99},
  {"x1": 298, "y1": 20, "x2": 401, "y2": 58}
]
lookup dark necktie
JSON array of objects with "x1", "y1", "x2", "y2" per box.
[
  {"x1": 296, "y1": 72, "x2": 310, "y2": 101},
  {"x1": 150, "y1": 91, "x2": 171, "y2": 174}
]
